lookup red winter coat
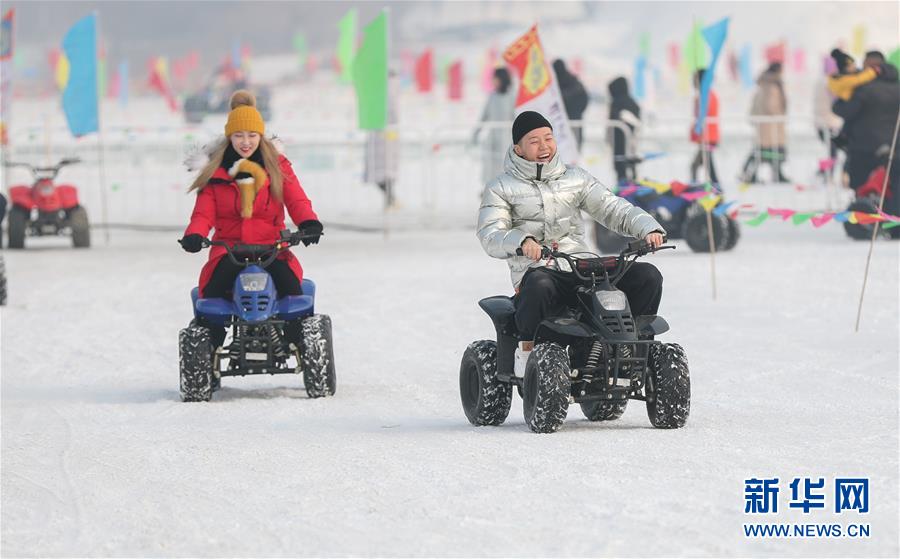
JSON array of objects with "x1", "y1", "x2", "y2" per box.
[
  {"x1": 184, "y1": 155, "x2": 318, "y2": 296},
  {"x1": 691, "y1": 90, "x2": 720, "y2": 145}
]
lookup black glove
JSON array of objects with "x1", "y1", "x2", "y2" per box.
[
  {"x1": 297, "y1": 220, "x2": 323, "y2": 246},
  {"x1": 179, "y1": 234, "x2": 205, "y2": 253}
]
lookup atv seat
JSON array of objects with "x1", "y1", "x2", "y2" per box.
[{"x1": 478, "y1": 295, "x2": 518, "y2": 337}]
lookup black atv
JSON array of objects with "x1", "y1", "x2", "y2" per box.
[{"x1": 460, "y1": 240, "x2": 690, "y2": 433}]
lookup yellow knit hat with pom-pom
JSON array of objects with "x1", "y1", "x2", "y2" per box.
[{"x1": 224, "y1": 90, "x2": 265, "y2": 136}]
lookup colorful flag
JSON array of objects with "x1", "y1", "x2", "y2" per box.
[
  {"x1": 503, "y1": 25, "x2": 578, "y2": 163},
  {"x1": 351, "y1": 11, "x2": 387, "y2": 130},
  {"x1": 118, "y1": 60, "x2": 128, "y2": 107},
  {"x1": 414, "y1": 49, "x2": 432, "y2": 92},
  {"x1": 694, "y1": 17, "x2": 729, "y2": 135},
  {"x1": 851, "y1": 25, "x2": 866, "y2": 57},
  {"x1": 336, "y1": 8, "x2": 357, "y2": 83},
  {"x1": 448, "y1": 60, "x2": 463, "y2": 101},
  {"x1": 633, "y1": 55, "x2": 646, "y2": 100},
  {"x1": 148, "y1": 57, "x2": 177, "y2": 112},
  {"x1": 739, "y1": 43, "x2": 754, "y2": 89},
  {"x1": 792, "y1": 48, "x2": 806, "y2": 73},
  {"x1": 764, "y1": 41, "x2": 786, "y2": 64},
  {"x1": 683, "y1": 22, "x2": 708, "y2": 71},
  {"x1": 0, "y1": 8, "x2": 12, "y2": 60},
  {"x1": 61, "y1": 14, "x2": 99, "y2": 137},
  {"x1": 0, "y1": 8, "x2": 13, "y2": 146},
  {"x1": 480, "y1": 47, "x2": 497, "y2": 93},
  {"x1": 293, "y1": 32, "x2": 307, "y2": 67},
  {"x1": 888, "y1": 47, "x2": 900, "y2": 69},
  {"x1": 667, "y1": 43, "x2": 680, "y2": 70}
]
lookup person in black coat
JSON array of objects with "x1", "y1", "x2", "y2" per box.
[
  {"x1": 833, "y1": 52, "x2": 900, "y2": 215},
  {"x1": 607, "y1": 76, "x2": 641, "y2": 183},
  {"x1": 552, "y1": 59, "x2": 589, "y2": 151}
]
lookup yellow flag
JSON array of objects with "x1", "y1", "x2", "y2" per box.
[
  {"x1": 699, "y1": 195, "x2": 721, "y2": 213},
  {"x1": 56, "y1": 54, "x2": 70, "y2": 91}
]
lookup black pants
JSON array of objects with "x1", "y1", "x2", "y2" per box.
[
  {"x1": 514, "y1": 263, "x2": 663, "y2": 341},
  {"x1": 690, "y1": 146, "x2": 719, "y2": 184},
  {"x1": 614, "y1": 160, "x2": 637, "y2": 183},
  {"x1": 200, "y1": 258, "x2": 303, "y2": 347},
  {"x1": 848, "y1": 151, "x2": 900, "y2": 216},
  {"x1": 741, "y1": 146, "x2": 788, "y2": 182}
]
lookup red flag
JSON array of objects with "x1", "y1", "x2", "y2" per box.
[
  {"x1": 448, "y1": 60, "x2": 463, "y2": 100},
  {"x1": 764, "y1": 41, "x2": 786, "y2": 64},
  {"x1": 667, "y1": 43, "x2": 680, "y2": 69},
  {"x1": 147, "y1": 58, "x2": 177, "y2": 112},
  {"x1": 414, "y1": 49, "x2": 432, "y2": 92},
  {"x1": 108, "y1": 70, "x2": 119, "y2": 98}
]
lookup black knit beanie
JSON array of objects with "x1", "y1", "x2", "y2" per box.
[{"x1": 512, "y1": 111, "x2": 553, "y2": 144}]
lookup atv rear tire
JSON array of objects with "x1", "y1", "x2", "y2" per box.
[
  {"x1": 69, "y1": 206, "x2": 90, "y2": 248},
  {"x1": 843, "y1": 198, "x2": 886, "y2": 240},
  {"x1": 580, "y1": 401, "x2": 627, "y2": 421},
  {"x1": 646, "y1": 343, "x2": 690, "y2": 428},
  {"x1": 179, "y1": 323, "x2": 214, "y2": 402},
  {"x1": 523, "y1": 343, "x2": 571, "y2": 433},
  {"x1": 299, "y1": 314, "x2": 336, "y2": 398},
  {"x1": 7, "y1": 206, "x2": 28, "y2": 249},
  {"x1": 682, "y1": 204, "x2": 730, "y2": 252},
  {"x1": 460, "y1": 340, "x2": 512, "y2": 426},
  {"x1": 723, "y1": 217, "x2": 741, "y2": 251}
]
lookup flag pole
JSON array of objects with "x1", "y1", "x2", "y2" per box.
[
  {"x1": 854, "y1": 109, "x2": 900, "y2": 332},
  {"x1": 94, "y1": 10, "x2": 110, "y2": 245},
  {"x1": 694, "y1": 18, "x2": 718, "y2": 301}
]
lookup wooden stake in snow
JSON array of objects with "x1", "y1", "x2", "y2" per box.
[{"x1": 854, "y1": 109, "x2": 900, "y2": 332}]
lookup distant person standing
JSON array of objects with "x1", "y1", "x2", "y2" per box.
[
  {"x1": 607, "y1": 76, "x2": 641, "y2": 183},
  {"x1": 689, "y1": 69, "x2": 720, "y2": 184},
  {"x1": 473, "y1": 67, "x2": 517, "y2": 185},
  {"x1": 364, "y1": 71, "x2": 400, "y2": 208},
  {"x1": 740, "y1": 62, "x2": 790, "y2": 183},
  {"x1": 552, "y1": 59, "x2": 589, "y2": 151}
]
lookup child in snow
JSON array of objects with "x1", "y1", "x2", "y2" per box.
[
  {"x1": 477, "y1": 111, "x2": 665, "y2": 378},
  {"x1": 179, "y1": 90, "x2": 323, "y2": 347}
]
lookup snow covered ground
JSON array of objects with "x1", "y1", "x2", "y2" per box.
[{"x1": 1, "y1": 224, "x2": 898, "y2": 557}]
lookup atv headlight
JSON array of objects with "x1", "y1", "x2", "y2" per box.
[
  {"x1": 596, "y1": 290, "x2": 628, "y2": 311},
  {"x1": 239, "y1": 273, "x2": 269, "y2": 292}
]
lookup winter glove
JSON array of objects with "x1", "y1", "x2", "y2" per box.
[
  {"x1": 179, "y1": 234, "x2": 206, "y2": 253},
  {"x1": 297, "y1": 220, "x2": 323, "y2": 246}
]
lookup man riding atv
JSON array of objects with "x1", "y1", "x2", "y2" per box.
[{"x1": 476, "y1": 111, "x2": 666, "y2": 378}]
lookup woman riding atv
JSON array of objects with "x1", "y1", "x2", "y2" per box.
[{"x1": 179, "y1": 90, "x2": 323, "y2": 348}]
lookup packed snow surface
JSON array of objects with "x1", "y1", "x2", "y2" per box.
[{"x1": 2, "y1": 226, "x2": 898, "y2": 557}]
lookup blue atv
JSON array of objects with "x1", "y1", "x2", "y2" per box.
[
  {"x1": 179, "y1": 230, "x2": 335, "y2": 402},
  {"x1": 594, "y1": 183, "x2": 739, "y2": 254}
]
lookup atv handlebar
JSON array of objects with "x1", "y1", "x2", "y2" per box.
[
  {"x1": 192, "y1": 229, "x2": 322, "y2": 268},
  {"x1": 516, "y1": 238, "x2": 674, "y2": 284},
  {"x1": 5, "y1": 158, "x2": 81, "y2": 180}
]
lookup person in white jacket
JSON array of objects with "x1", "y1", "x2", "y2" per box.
[{"x1": 477, "y1": 111, "x2": 666, "y2": 377}]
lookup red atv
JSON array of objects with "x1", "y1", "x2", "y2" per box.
[{"x1": 6, "y1": 157, "x2": 90, "y2": 249}]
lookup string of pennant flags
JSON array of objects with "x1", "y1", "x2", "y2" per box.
[{"x1": 610, "y1": 179, "x2": 900, "y2": 230}]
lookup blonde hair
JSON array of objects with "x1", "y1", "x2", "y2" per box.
[{"x1": 187, "y1": 137, "x2": 283, "y2": 199}]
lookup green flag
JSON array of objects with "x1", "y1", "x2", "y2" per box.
[
  {"x1": 293, "y1": 32, "x2": 307, "y2": 67},
  {"x1": 337, "y1": 8, "x2": 357, "y2": 83},
  {"x1": 352, "y1": 11, "x2": 388, "y2": 130},
  {"x1": 683, "y1": 22, "x2": 708, "y2": 71},
  {"x1": 888, "y1": 47, "x2": 900, "y2": 70},
  {"x1": 744, "y1": 212, "x2": 770, "y2": 227}
]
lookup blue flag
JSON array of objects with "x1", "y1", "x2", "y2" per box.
[
  {"x1": 118, "y1": 60, "x2": 128, "y2": 107},
  {"x1": 61, "y1": 14, "x2": 98, "y2": 136},
  {"x1": 694, "y1": 17, "x2": 729, "y2": 135},
  {"x1": 739, "y1": 43, "x2": 754, "y2": 89},
  {"x1": 633, "y1": 55, "x2": 646, "y2": 100}
]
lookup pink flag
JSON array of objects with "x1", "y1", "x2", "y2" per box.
[
  {"x1": 768, "y1": 208, "x2": 796, "y2": 220},
  {"x1": 792, "y1": 48, "x2": 806, "y2": 73},
  {"x1": 448, "y1": 60, "x2": 463, "y2": 100},
  {"x1": 481, "y1": 47, "x2": 497, "y2": 93},
  {"x1": 764, "y1": 42, "x2": 786, "y2": 64}
]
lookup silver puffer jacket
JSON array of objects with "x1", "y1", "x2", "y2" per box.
[{"x1": 477, "y1": 146, "x2": 665, "y2": 288}]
